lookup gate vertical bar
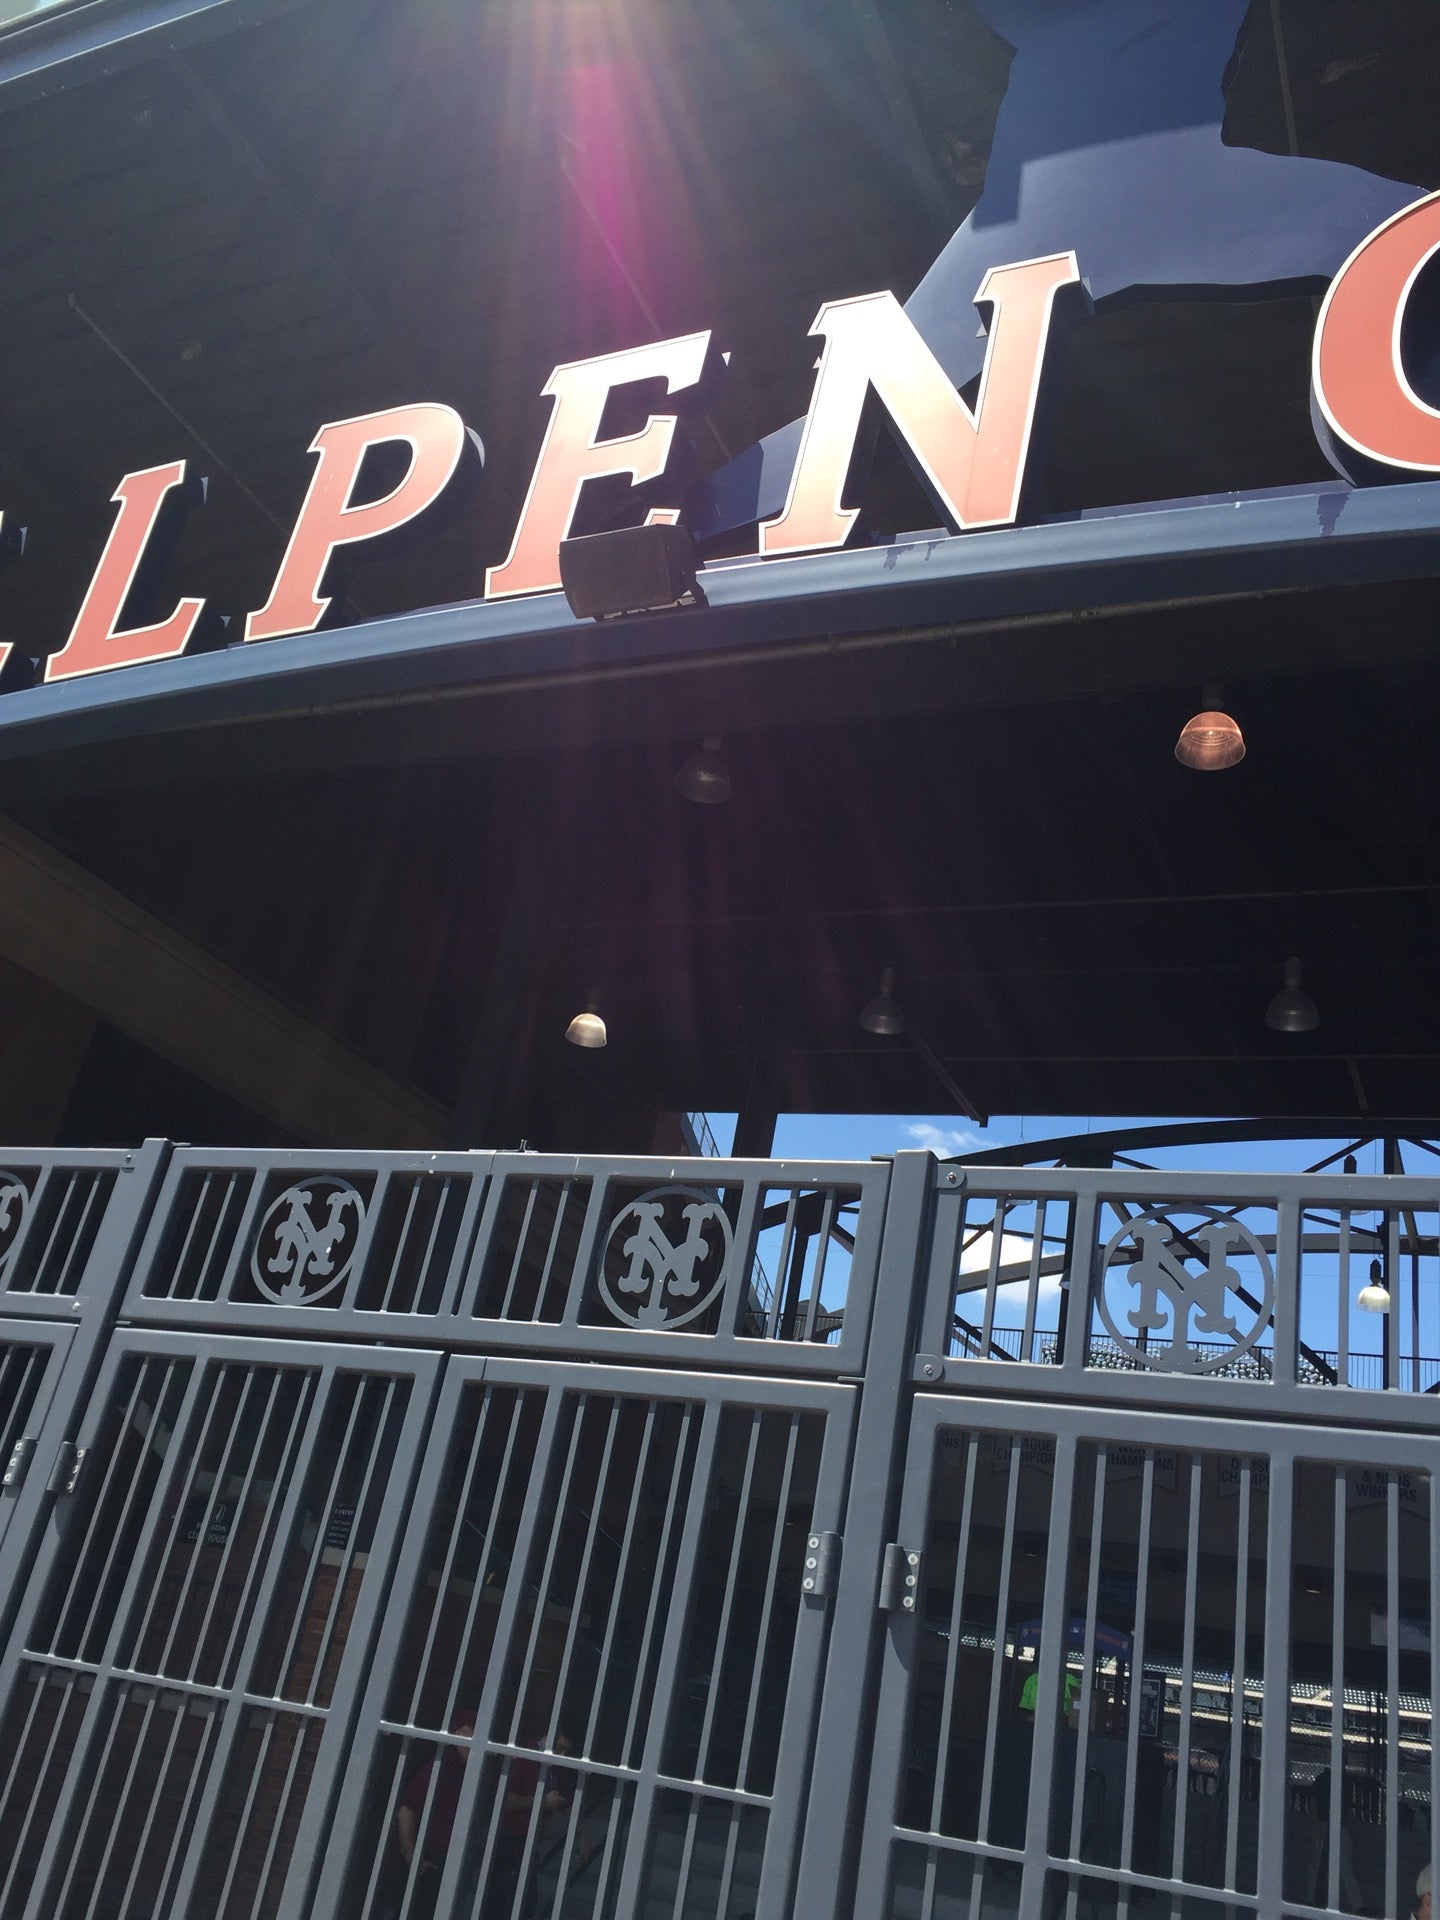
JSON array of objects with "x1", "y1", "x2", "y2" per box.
[
  {"x1": 790, "y1": 1150, "x2": 929, "y2": 1920},
  {"x1": 1117, "y1": 1450, "x2": 1156, "y2": 1920},
  {"x1": 606, "y1": 1400, "x2": 725, "y2": 1920},
  {"x1": 1223, "y1": 1457, "x2": 1253, "y2": 1896},
  {"x1": 1255, "y1": 1441, "x2": 1295, "y2": 1919},
  {"x1": 1065, "y1": 1441, "x2": 1108, "y2": 1910},
  {"x1": 1020, "y1": 1430, "x2": 1080, "y2": 1913}
]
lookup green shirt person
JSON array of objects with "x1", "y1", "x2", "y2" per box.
[{"x1": 1020, "y1": 1669, "x2": 1081, "y2": 1714}]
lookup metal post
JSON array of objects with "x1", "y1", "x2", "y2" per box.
[{"x1": 789, "y1": 1150, "x2": 934, "y2": 1920}]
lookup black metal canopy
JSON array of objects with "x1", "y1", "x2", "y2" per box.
[{"x1": 0, "y1": 0, "x2": 1438, "y2": 1147}]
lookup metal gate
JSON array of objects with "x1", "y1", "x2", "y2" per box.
[
  {"x1": 0, "y1": 1145, "x2": 164, "y2": 1646},
  {"x1": 844, "y1": 1161, "x2": 1440, "y2": 1920},
  {"x1": 309, "y1": 1356, "x2": 854, "y2": 1920},
  {"x1": 0, "y1": 1145, "x2": 1437, "y2": 1920},
  {"x1": 850, "y1": 1396, "x2": 1439, "y2": 1920}
]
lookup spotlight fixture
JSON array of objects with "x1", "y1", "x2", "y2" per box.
[
  {"x1": 675, "y1": 736, "x2": 731, "y2": 805},
  {"x1": 1265, "y1": 956, "x2": 1319, "y2": 1033},
  {"x1": 1175, "y1": 682, "x2": 1245, "y2": 771},
  {"x1": 558, "y1": 523, "x2": 705, "y2": 620},
  {"x1": 859, "y1": 966, "x2": 905, "y2": 1037},
  {"x1": 856, "y1": 967, "x2": 987, "y2": 1124},
  {"x1": 564, "y1": 988, "x2": 607, "y2": 1049},
  {"x1": 1356, "y1": 1258, "x2": 1391, "y2": 1314}
]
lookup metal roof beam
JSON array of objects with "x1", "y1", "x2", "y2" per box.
[{"x1": 0, "y1": 814, "x2": 448, "y2": 1147}]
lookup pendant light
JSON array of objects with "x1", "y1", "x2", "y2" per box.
[
  {"x1": 859, "y1": 966, "x2": 905, "y2": 1037},
  {"x1": 564, "y1": 988, "x2": 607, "y2": 1048},
  {"x1": 675, "y1": 736, "x2": 731, "y2": 805},
  {"x1": 1356, "y1": 1258, "x2": 1391, "y2": 1313},
  {"x1": 1175, "y1": 683, "x2": 1245, "y2": 771},
  {"x1": 1265, "y1": 956, "x2": 1319, "y2": 1033}
]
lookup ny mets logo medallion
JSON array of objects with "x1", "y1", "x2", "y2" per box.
[
  {"x1": 0, "y1": 1172, "x2": 28, "y2": 1276},
  {"x1": 1096, "y1": 1206, "x2": 1274, "y2": 1374},
  {"x1": 599, "y1": 1187, "x2": 732, "y2": 1330},
  {"x1": 251, "y1": 1176, "x2": 366, "y2": 1305}
]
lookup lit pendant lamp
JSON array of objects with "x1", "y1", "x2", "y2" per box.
[
  {"x1": 859, "y1": 966, "x2": 905, "y2": 1037},
  {"x1": 564, "y1": 988, "x2": 607, "y2": 1048},
  {"x1": 1356, "y1": 1258, "x2": 1391, "y2": 1314},
  {"x1": 675, "y1": 736, "x2": 731, "y2": 805},
  {"x1": 1265, "y1": 956, "x2": 1319, "y2": 1033},
  {"x1": 1175, "y1": 683, "x2": 1245, "y2": 771}
]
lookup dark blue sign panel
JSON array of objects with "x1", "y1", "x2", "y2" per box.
[{"x1": 693, "y1": 0, "x2": 1420, "y2": 539}]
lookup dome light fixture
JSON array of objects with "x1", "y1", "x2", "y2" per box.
[
  {"x1": 1265, "y1": 956, "x2": 1319, "y2": 1033},
  {"x1": 674, "y1": 736, "x2": 731, "y2": 805},
  {"x1": 859, "y1": 966, "x2": 905, "y2": 1037},
  {"x1": 1356, "y1": 1258, "x2": 1391, "y2": 1314},
  {"x1": 1175, "y1": 682, "x2": 1246, "y2": 771},
  {"x1": 564, "y1": 988, "x2": 607, "y2": 1049}
]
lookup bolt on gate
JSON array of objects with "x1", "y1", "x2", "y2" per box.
[{"x1": 0, "y1": 1145, "x2": 1435, "y2": 1920}]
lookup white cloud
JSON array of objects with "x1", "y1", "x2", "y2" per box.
[
  {"x1": 956, "y1": 1228, "x2": 1067, "y2": 1312},
  {"x1": 903, "y1": 1121, "x2": 984, "y2": 1157}
]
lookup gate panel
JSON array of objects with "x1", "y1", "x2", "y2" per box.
[
  {"x1": 0, "y1": 1329, "x2": 442, "y2": 1920},
  {"x1": 122, "y1": 1148, "x2": 887, "y2": 1376},
  {"x1": 852, "y1": 1396, "x2": 1439, "y2": 1920},
  {"x1": 313, "y1": 1358, "x2": 855, "y2": 1920},
  {"x1": 917, "y1": 1166, "x2": 1440, "y2": 1429}
]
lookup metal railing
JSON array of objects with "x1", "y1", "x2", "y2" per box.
[
  {"x1": 950, "y1": 1324, "x2": 1440, "y2": 1391},
  {"x1": 921, "y1": 1161, "x2": 1440, "y2": 1419}
]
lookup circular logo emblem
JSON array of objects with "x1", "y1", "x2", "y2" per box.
[
  {"x1": 1095, "y1": 1206, "x2": 1275, "y2": 1374},
  {"x1": 251, "y1": 1177, "x2": 366, "y2": 1305},
  {"x1": 0, "y1": 1172, "x2": 29, "y2": 1275},
  {"x1": 599, "y1": 1187, "x2": 733, "y2": 1330}
]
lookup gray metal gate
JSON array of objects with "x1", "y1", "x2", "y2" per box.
[
  {"x1": 842, "y1": 1161, "x2": 1440, "y2": 1920},
  {"x1": 849, "y1": 1396, "x2": 1439, "y2": 1920},
  {"x1": 0, "y1": 1328, "x2": 443, "y2": 1920},
  {"x1": 309, "y1": 1356, "x2": 854, "y2": 1920},
  {"x1": 0, "y1": 1145, "x2": 1436, "y2": 1920},
  {"x1": 0, "y1": 1144, "x2": 166, "y2": 1648}
]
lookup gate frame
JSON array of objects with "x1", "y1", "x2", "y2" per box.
[
  {"x1": 309, "y1": 1352, "x2": 860, "y2": 1920},
  {"x1": 0, "y1": 1324, "x2": 446, "y2": 1920},
  {"x1": 850, "y1": 1390, "x2": 1440, "y2": 1920}
]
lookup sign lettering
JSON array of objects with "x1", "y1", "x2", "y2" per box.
[
  {"x1": 45, "y1": 461, "x2": 208, "y2": 682},
  {"x1": 1313, "y1": 188, "x2": 1440, "y2": 479},
  {"x1": 5, "y1": 192, "x2": 1440, "y2": 692},
  {"x1": 246, "y1": 403, "x2": 479, "y2": 643},
  {"x1": 761, "y1": 257, "x2": 1082, "y2": 557},
  {"x1": 485, "y1": 330, "x2": 722, "y2": 601}
]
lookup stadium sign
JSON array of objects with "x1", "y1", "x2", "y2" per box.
[{"x1": 6, "y1": 189, "x2": 1440, "y2": 691}]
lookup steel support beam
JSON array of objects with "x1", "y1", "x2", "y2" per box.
[{"x1": 0, "y1": 815, "x2": 449, "y2": 1147}]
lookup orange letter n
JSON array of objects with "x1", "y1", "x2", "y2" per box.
[{"x1": 760, "y1": 255, "x2": 1081, "y2": 557}]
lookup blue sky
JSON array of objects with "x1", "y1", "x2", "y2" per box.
[
  {"x1": 701, "y1": 1111, "x2": 1402, "y2": 1175},
  {"x1": 703, "y1": 1112, "x2": 1438, "y2": 1372}
]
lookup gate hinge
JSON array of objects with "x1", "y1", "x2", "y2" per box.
[
  {"x1": 879, "y1": 1542, "x2": 923, "y2": 1613},
  {"x1": 45, "y1": 1441, "x2": 87, "y2": 1496},
  {"x1": 802, "y1": 1531, "x2": 841, "y2": 1599},
  {"x1": 3, "y1": 1436, "x2": 36, "y2": 1489}
]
